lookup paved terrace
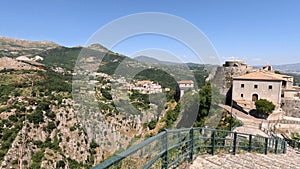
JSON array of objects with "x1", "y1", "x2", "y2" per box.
[{"x1": 190, "y1": 148, "x2": 300, "y2": 169}]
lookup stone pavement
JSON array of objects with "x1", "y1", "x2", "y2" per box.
[
  {"x1": 233, "y1": 125, "x2": 269, "y2": 137},
  {"x1": 190, "y1": 148, "x2": 300, "y2": 169},
  {"x1": 189, "y1": 105, "x2": 300, "y2": 168}
]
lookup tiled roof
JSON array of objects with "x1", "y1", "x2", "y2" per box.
[
  {"x1": 178, "y1": 80, "x2": 194, "y2": 84},
  {"x1": 233, "y1": 71, "x2": 287, "y2": 81}
]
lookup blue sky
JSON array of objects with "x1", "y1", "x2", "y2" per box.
[{"x1": 1, "y1": 0, "x2": 300, "y2": 65}]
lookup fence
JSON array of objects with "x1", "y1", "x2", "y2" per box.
[
  {"x1": 286, "y1": 139, "x2": 300, "y2": 151},
  {"x1": 92, "y1": 127, "x2": 287, "y2": 169}
]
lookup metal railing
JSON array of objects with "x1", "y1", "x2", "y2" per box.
[
  {"x1": 286, "y1": 139, "x2": 300, "y2": 151},
  {"x1": 93, "y1": 127, "x2": 287, "y2": 169}
]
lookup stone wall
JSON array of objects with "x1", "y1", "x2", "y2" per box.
[
  {"x1": 281, "y1": 99, "x2": 300, "y2": 118},
  {"x1": 208, "y1": 62, "x2": 253, "y2": 104}
]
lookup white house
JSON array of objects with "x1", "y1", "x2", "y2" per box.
[{"x1": 178, "y1": 80, "x2": 194, "y2": 97}]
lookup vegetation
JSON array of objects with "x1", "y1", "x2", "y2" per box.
[
  {"x1": 187, "y1": 63, "x2": 209, "y2": 88},
  {"x1": 161, "y1": 103, "x2": 181, "y2": 129},
  {"x1": 30, "y1": 149, "x2": 44, "y2": 169},
  {"x1": 194, "y1": 82, "x2": 225, "y2": 127},
  {"x1": 97, "y1": 53, "x2": 126, "y2": 75},
  {"x1": 255, "y1": 99, "x2": 275, "y2": 115},
  {"x1": 40, "y1": 46, "x2": 81, "y2": 71},
  {"x1": 147, "y1": 120, "x2": 157, "y2": 130},
  {"x1": 0, "y1": 39, "x2": 213, "y2": 168},
  {"x1": 291, "y1": 132, "x2": 300, "y2": 141},
  {"x1": 129, "y1": 90, "x2": 150, "y2": 110},
  {"x1": 100, "y1": 88, "x2": 112, "y2": 100}
]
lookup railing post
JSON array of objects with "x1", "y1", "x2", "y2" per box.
[
  {"x1": 293, "y1": 140, "x2": 296, "y2": 148},
  {"x1": 233, "y1": 132, "x2": 237, "y2": 155},
  {"x1": 189, "y1": 128, "x2": 194, "y2": 162},
  {"x1": 248, "y1": 134, "x2": 252, "y2": 152},
  {"x1": 211, "y1": 131, "x2": 215, "y2": 155},
  {"x1": 281, "y1": 140, "x2": 284, "y2": 153},
  {"x1": 283, "y1": 141, "x2": 287, "y2": 154},
  {"x1": 264, "y1": 138, "x2": 268, "y2": 155},
  {"x1": 275, "y1": 139, "x2": 278, "y2": 154},
  {"x1": 162, "y1": 129, "x2": 168, "y2": 169}
]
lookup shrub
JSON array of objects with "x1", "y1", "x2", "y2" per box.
[
  {"x1": 28, "y1": 111, "x2": 44, "y2": 124},
  {"x1": 56, "y1": 160, "x2": 65, "y2": 168},
  {"x1": 147, "y1": 120, "x2": 157, "y2": 130},
  {"x1": 255, "y1": 99, "x2": 275, "y2": 115}
]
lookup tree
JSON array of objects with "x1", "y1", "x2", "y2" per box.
[
  {"x1": 255, "y1": 99, "x2": 275, "y2": 115},
  {"x1": 194, "y1": 81, "x2": 224, "y2": 127}
]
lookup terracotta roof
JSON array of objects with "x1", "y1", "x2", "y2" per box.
[
  {"x1": 178, "y1": 80, "x2": 194, "y2": 84},
  {"x1": 233, "y1": 71, "x2": 286, "y2": 81}
]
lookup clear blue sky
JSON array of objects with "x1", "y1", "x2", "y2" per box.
[{"x1": 1, "y1": 0, "x2": 300, "y2": 65}]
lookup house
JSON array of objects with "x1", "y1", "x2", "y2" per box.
[
  {"x1": 232, "y1": 70, "x2": 294, "y2": 108},
  {"x1": 133, "y1": 80, "x2": 162, "y2": 94},
  {"x1": 178, "y1": 80, "x2": 194, "y2": 97}
]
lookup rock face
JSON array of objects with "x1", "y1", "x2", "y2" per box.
[{"x1": 0, "y1": 99, "x2": 91, "y2": 169}]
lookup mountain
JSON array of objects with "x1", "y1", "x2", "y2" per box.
[
  {"x1": 0, "y1": 36, "x2": 59, "y2": 58},
  {"x1": 87, "y1": 43, "x2": 109, "y2": 53},
  {"x1": 271, "y1": 63, "x2": 300, "y2": 73},
  {"x1": 133, "y1": 55, "x2": 180, "y2": 65},
  {"x1": 0, "y1": 36, "x2": 212, "y2": 169},
  {"x1": 0, "y1": 36, "x2": 129, "y2": 169}
]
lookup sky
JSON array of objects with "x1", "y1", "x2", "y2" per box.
[{"x1": 1, "y1": 0, "x2": 300, "y2": 65}]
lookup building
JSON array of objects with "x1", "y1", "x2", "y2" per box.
[
  {"x1": 178, "y1": 80, "x2": 194, "y2": 97},
  {"x1": 223, "y1": 60, "x2": 253, "y2": 76},
  {"x1": 133, "y1": 80, "x2": 162, "y2": 94},
  {"x1": 232, "y1": 71, "x2": 294, "y2": 107}
]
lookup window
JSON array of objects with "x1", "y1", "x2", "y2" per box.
[
  {"x1": 254, "y1": 84, "x2": 258, "y2": 89},
  {"x1": 241, "y1": 94, "x2": 244, "y2": 97},
  {"x1": 241, "y1": 84, "x2": 245, "y2": 88},
  {"x1": 269, "y1": 85, "x2": 272, "y2": 89}
]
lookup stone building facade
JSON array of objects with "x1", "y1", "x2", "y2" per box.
[{"x1": 232, "y1": 71, "x2": 293, "y2": 107}]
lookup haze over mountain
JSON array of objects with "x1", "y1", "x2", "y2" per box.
[
  {"x1": 133, "y1": 55, "x2": 181, "y2": 65},
  {"x1": 272, "y1": 63, "x2": 300, "y2": 73}
]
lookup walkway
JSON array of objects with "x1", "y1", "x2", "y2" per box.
[
  {"x1": 219, "y1": 105, "x2": 259, "y2": 121},
  {"x1": 190, "y1": 148, "x2": 300, "y2": 169}
]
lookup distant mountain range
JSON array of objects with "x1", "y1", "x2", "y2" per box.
[
  {"x1": 133, "y1": 55, "x2": 181, "y2": 65},
  {"x1": 272, "y1": 63, "x2": 300, "y2": 73},
  {"x1": 1, "y1": 36, "x2": 299, "y2": 74},
  {"x1": 133, "y1": 55, "x2": 217, "y2": 68},
  {"x1": 254, "y1": 63, "x2": 300, "y2": 73}
]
